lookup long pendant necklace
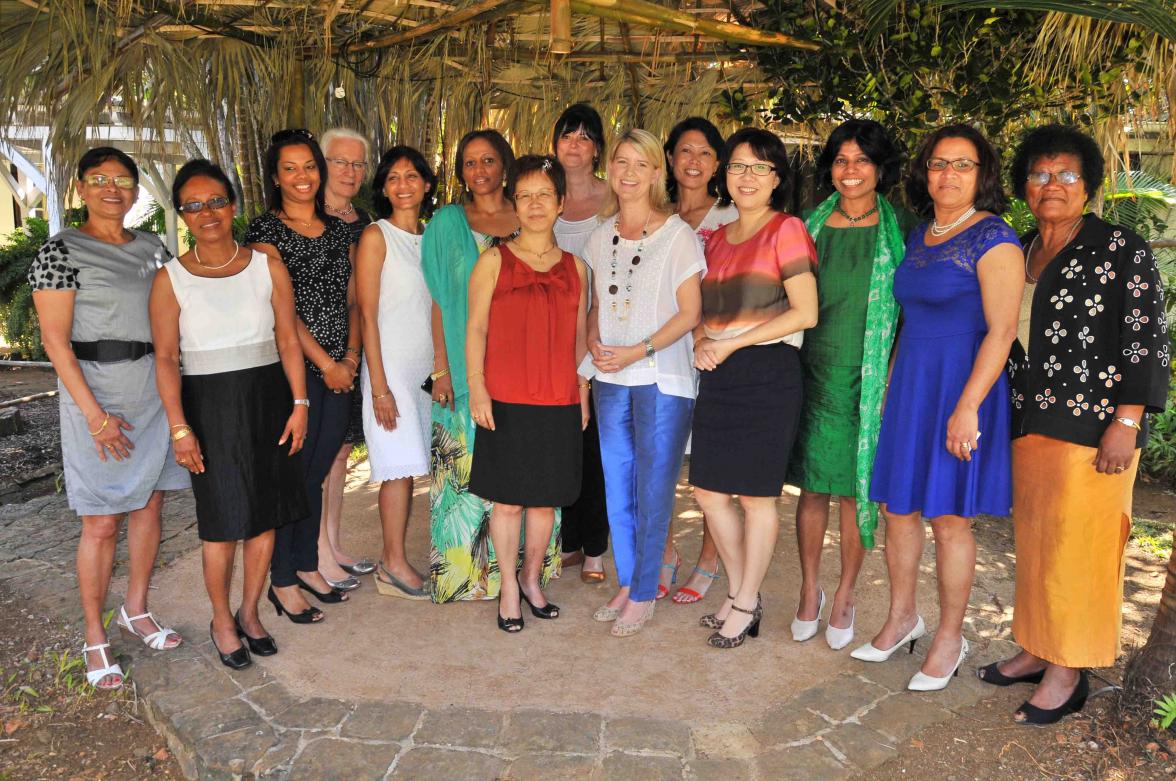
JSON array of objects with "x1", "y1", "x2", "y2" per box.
[
  {"x1": 609, "y1": 213, "x2": 650, "y2": 322},
  {"x1": 1025, "y1": 215, "x2": 1083, "y2": 283},
  {"x1": 835, "y1": 201, "x2": 878, "y2": 225},
  {"x1": 930, "y1": 206, "x2": 976, "y2": 237},
  {"x1": 194, "y1": 241, "x2": 240, "y2": 271}
]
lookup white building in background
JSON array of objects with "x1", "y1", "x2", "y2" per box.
[{"x1": 0, "y1": 121, "x2": 208, "y2": 253}]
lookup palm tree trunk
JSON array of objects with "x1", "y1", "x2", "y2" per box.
[{"x1": 1127, "y1": 546, "x2": 1176, "y2": 694}]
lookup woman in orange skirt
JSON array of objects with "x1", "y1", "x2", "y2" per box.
[{"x1": 982, "y1": 125, "x2": 1169, "y2": 725}]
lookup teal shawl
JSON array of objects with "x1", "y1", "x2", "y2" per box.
[
  {"x1": 421, "y1": 204, "x2": 480, "y2": 402},
  {"x1": 804, "y1": 194, "x2": 906, "y2": 549}
]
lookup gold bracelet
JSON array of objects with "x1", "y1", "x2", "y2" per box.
[
  {"x1": 172, "y1": 425, "x2": 192, "y2": 442},
  {"x1": 89, "y1": 412, "x2": 110, "y2": 437},
  {"x1": 578, "y1": 382, "x2": 591, "y2": 389},
  {"x1": 341, "y1": 355, "x2": 359, "y2": 367},
  {"x1": 345, "y1": 347, "x2": 361, "y2": 356},
  {"x1": 468, "y1": 370, "x2": 485, "y2": 379},
  {"x1": 430, "y1": 367, "x2": 450, "y2": 381},
  {"x1": 372, "y1": 390, "x2": 392, "y2": 401},
  {"x1": 169, "y1": 423, "x2": 189, "y2": 429}
]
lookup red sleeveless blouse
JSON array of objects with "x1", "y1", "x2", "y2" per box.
[{"x1": 485, "y1": 244, "x2": 581, "y2": 406}]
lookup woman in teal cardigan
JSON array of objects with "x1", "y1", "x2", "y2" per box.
[{"x1": 421, "y1": 129, "x2": 562, "y2": 602}]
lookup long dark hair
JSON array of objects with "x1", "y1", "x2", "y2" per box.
[
  {"x1": 371, "y1": 146, "x2": 438, "y2": 220},
  {"x1": 664, "y1": 117, "x2": 726, "y2": 202},
  {"x1": 906, "y1": 124, "x2": 1008, "y2": 218},
  {"x1": 551, "y1": 103, "x2": 605, "y2": 172},
  {"x1": 454, "y1": 129, "x2": 515, "y2": 200},
  {"x1": 263, "y1": 128, "x2": 328, "y2": 218}
]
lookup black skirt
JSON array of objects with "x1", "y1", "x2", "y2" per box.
[
  {"x1": 689, "y1": 343, "x2": 803, "y2": 497},
  {"x1": 469, "y1": 400, "x2": 582, "y2": 507},
  {"x1": 182, "y1": 362, "x2": 307, "y2": 542}
]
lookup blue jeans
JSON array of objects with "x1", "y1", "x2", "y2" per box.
[{"x1": 594, "y1": 381, "x2": 694, "y2": 601}]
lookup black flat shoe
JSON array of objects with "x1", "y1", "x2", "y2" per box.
[
  {"x1": 977, "y1": 661, "x2": 1046, "y2": 687},
  {"x1": 497, "y1": 613, "x2": 524, "y2": 633},
  {"x1": 518, "y1": 578, "x2": 559, "y2": 619},
  {"x1": 234, "y1": 611, "x2": 278, "y2": 656},
  {"x1": 1015, "y1": 670, "x2": 1089, "y2": 726},
  {"x1": 267, "y1": 586, "x2": 324, "y2": 624},
  {"x1": 296, "y1": 575, "x2": 349, "y2": 604},
  {"x1": 210, "y1": 624, "x2": 251, "y2": 670}
]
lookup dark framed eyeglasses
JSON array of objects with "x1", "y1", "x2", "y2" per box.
[
  {"x1": 726, "y1": 162, "x2": 776, "y2": 177},
  {"x1": 83, "y1": 173, "x2": 136, "y2": 190},
  {"x1": 178, "y1": 196, "x2": 233, "y2": 214},
  {"x1": 1026, "y1": 170, "x2": 1082, "y2": 186},
  {"x1": 926, "y1": 157, "x2": 980, "y2": 172}
]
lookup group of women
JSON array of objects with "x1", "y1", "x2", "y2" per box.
[{"x1": 30, "y1": 107, "x2": 1167, "y2": 727}]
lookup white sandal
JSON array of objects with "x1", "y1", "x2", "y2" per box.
[
  {"x1": 82, "y1": 642, "x2": 124, "y2": 690},
  {"x1": 116, "y1": 605, "x2": 182, "y2": 650}
]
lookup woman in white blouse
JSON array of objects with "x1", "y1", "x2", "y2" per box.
[{"x1": 581, "y1": 128, "x2": 704, "y2": 637}]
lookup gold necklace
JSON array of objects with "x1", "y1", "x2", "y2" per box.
[{"x1": 279, "y1": 210, "x2": 314, "y2": 230}]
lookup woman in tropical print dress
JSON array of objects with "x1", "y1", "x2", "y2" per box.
[{"x1": 421, "y1": 129, "x2": 562, "y2": 601}]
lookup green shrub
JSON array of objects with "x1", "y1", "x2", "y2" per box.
[{"x1": 0, "y1": 218, "x2": 49, "y2": 359}]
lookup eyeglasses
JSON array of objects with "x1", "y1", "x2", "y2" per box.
[
  {"x1": 1026, "y1": 170, "x2": 1082, "y2": 186},
  {"x1": 83, "y1": 174, "x2": 136, "y2": 190},
  {"x1": 726, "y1": 162, "x2": 776, "y2": 176},
  {"x1": 178, "y1": 196, "x2": 232, "y2": 214},
  {"x1": 926, "y1": 158, "x2": 980, "y2": 172},
  {"x1": 328, "y1": 158, "x2": 368, "y2": 172},
  {"x1": 514, "y1": 189, "x2": 558, "y2": 203}
]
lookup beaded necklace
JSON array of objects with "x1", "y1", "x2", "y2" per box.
[{"x1": 608, "y1": 213, "x2": 650, "y2": 322}]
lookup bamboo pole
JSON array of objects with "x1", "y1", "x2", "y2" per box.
[
  {"x1": 341, "y1": 0, "x2": 521, "y2": 52},
  {"x1": 551, "y1": 0, "x2": 573, "y2": 54}
]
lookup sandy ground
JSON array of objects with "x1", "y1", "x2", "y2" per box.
[{"x1": 146, "y1": 461, "x2": 1033, "y2": 727}]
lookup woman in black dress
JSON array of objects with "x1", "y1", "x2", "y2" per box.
[{"x1": 247, "y1": 129, "x2": 359, "y2": 623}]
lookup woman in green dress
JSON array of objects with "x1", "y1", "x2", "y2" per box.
[
  {"x1": 421, "y1": 129, "x2": 562, "y2": 602},
  {"x1": 787, "y1": 120, "x2": 916, "y2": 649}
]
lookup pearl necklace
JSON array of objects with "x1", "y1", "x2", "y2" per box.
[
  {"x1": 327, "y1": 202, "x2": 355, "y2": 217},
  {"x1": 194, "y1": 241, "x2": 240, "y2": 271},
  {"x1": 929, "y1": 206, "x2": 976, "y2": 237}
]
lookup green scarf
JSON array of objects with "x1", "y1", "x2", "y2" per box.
[{"x1": 804, "y1": 193, "x2": 906, "y2": 549}]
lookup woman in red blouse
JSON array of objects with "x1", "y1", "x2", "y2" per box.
[{"x1": 466, "y1": 155, "x2": 591, "y2": 633}]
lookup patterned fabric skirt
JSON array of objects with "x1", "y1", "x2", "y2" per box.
[
  {"x1": 1012, "y1": 434, "x2": 1138, "y2": 668},
  {"x1": 427, "y1": 395, "x2": 560, "y2": 603}
]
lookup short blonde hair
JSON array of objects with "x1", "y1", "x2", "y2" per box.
[
  {"x1": 598, "y1": 128, "x2": 670, "y2": 219},
  {"x1": 320, "y1": 127, "x2": 371, "y2": 161}
]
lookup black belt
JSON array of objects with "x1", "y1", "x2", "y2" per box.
[{"x1": 71, "y1": 340, "x2": 154, "y2": 362}]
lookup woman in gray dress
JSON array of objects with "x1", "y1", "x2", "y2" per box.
[{"x1": 29, "y1": 147, "x2": 190, "y2": 690}]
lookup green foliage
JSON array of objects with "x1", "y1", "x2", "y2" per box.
[
  {"x1": 1154, "y1": 692, "x2": 1176, "y2": 730},
  {"x1": 1131, "y1": 518, "x2": 1174, "y2": 558},
  {"x1": 752, "y1": 2, "x2": 1140, "y2": 141},
  {"x1": 0, "y1": 218, "x2": 49, "y2": 358}
]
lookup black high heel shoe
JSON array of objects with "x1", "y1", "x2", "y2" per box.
[
  {"x1": 267, "y1": 586, "x2": 324, "y2": 624},
  {"x1": 210, "y1": 624, "x2": 251, "y2": 670},
  {"x1": 234, "y1": 611, "x2": 278, "y2": 656},
  {"x1": 518, "y1": 578, "x2": 559, "y2": 619},
  {"x1": 977, "y1": 661, "x2": 1046, "y2": 687},
  {"x1": 296, "y1": 575, "x2": 348, "y2": 604},
  {"x1": 707, "y1": 602, "x2": 762, "y2": 649},
  {"x1": 1014, "y1": 670, "x2": 1089, "y2": 726}
]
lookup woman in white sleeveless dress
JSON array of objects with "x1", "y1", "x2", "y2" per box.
[{"x1": 356, "y1": 146, "x2": 438, "y2": 599}]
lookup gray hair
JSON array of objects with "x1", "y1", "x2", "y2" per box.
[{"x1": 320, "y1": 127, "x2": 371, "y2": 161}]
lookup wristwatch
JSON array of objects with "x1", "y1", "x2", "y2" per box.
[
  {"x1": 294, "y1": 398, "x2": 310, "y2": 408},
  {"x1": 643, "y1": 337, "x2": 655, "y2": 359}
]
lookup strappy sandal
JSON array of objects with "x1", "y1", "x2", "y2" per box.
[
  {"x1": 672, "y1": 565, "x2": 720, "y2": 604},
  {"x1": 83, "y1": 642, "x2": 124, "y2": 690},
  {"x1": 116, "y1": 605, "x2": 182, "y2": 650},
  {"x1": 655, "y1": 553, "x2": 681, "y2": 600}
]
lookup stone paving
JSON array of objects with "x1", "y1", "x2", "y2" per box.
[{"x1": 0, "y1": 486, "x2": 1018, "y2": 780}]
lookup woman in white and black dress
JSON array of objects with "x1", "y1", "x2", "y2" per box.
[
  {"x1": 356, "y1": 146, "x2": 437, "y2": 599},
  {"x1": 247, "y1": 129, "x2": 359, "y2": 622},
  {"x1": 151, "y1": 160, "x2": 308, "y2": 669}
]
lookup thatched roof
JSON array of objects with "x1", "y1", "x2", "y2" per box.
[{"x1": 0, "y1": 0, "x2": 819, "y2": 209}]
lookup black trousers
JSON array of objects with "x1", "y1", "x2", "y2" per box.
[
  {"x1": 270, "y1": 372, "x2": 352, "y2": 587},
  {"x1": 560, "y1": 389, "x2": 610, "y2": 557}
]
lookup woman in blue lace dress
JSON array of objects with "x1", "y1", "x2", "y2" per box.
[{"x1": 851, "y1": 125, "x2": 1023, "y2": 693}]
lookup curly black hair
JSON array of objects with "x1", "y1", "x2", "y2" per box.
[
  {"x1": 905, "y1": 124, "x2": 1008, "y2": 218},
  {"x1": 1009, "y1": 125, "x2": 1104, "y2": 203},
  {"x1": 816, "y1": 119, "x2": 903, "y2": 195}
]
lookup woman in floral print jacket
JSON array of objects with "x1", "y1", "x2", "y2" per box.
[{"x1": 983, "y1": 125, "x2": 1168, "y2": 726}]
